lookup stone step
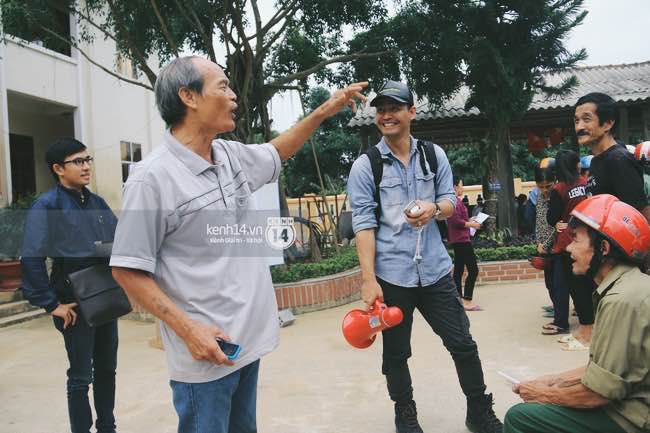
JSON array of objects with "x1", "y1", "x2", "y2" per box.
[
  {"x1": 0, "y1": 300, "x2": 36, "y2": 319},
  {"x1": 0, "y1": 309, "x2": 47, "y2": 328},
  {"x1": 0, "y1": 289, "x2": 23, "y2": 304}
]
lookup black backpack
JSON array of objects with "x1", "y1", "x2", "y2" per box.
[{"x1": 364, "y1": 139, "x2": 438, "y2": 224}]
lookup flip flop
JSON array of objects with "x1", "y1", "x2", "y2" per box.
[
  {"x1": 558, "y1": 335, "x2": 576, "y2": 343},
  {"x1": 464, "y1": 305, "x2": 483, "y2": 311},
  {"x1": 541, "y1": 324, "x2": 569, "y2": 335},
  {"x1": 561, "y1": 339, "x2": 589, "y2": 351},
  {"x1": 541, "y1": 305, "x2": 554, "y2": 312}
]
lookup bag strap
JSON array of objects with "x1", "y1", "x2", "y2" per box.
[
  {"x1": 365, "y1": 146, "x2": 385, "y2": 225},
  {"x1": 416, "y1": 140, "x2": 438, "y2": 177}
]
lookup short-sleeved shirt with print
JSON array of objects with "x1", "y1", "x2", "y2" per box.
[
  {"x1": 110, "y1": 130, "x2": 282, "y2": 383},
  {"x1": 581, "y1": 265, "x2": 650, "y2": 433}
]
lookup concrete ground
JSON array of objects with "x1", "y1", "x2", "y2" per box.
[{"x1": 0, "y1": 279, "x2": 588, "y2": 433}]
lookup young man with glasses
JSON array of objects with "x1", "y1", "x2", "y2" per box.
[
  {"x1": 347, "y1": 81, "x2": 502, "y2": 433},
  {"x1": 21, "y1": 137, "x2": 119, "y2": 433}
]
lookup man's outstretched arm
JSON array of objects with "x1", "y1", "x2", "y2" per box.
[{"x1": 270, "y1": 82, "x2": 367, "y2": 161}]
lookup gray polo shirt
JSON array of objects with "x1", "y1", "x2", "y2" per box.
[{"x1": 110, "y1": 130, "x2": 281, "y2": 383}]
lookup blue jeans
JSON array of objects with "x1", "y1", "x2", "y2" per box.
[
  {"x1": 170, "y1": 360, "x2": 260, "y2": 433},
  {"x1": 53, "y1": 316, "x2": 118, "y2": 433}
]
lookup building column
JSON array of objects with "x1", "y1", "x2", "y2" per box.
[{"x1": 0, "y1": 39, "x2": 12, "y2": 206}]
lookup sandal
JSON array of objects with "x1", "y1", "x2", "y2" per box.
[
  {"x1": 541, "y1": 324, "x2": 570, "y2": 335},
  {"x1": 557, "y1": 335, "x2": 576, "y2": 343},
  {"x1": 561, "y1": 339, "x2": 589, "y2": 351}
]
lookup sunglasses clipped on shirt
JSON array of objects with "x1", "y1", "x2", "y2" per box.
[{"x1": 61, "y1": 156, "x2": 94, "y2": 167}]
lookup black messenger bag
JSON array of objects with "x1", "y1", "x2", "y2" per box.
[{"x1": 66, "y1": 242, "x2": 132, "y2": 327}]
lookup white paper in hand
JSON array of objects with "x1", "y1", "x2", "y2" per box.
[
  {"x1": 497, "y1": 370, "x2": 521, "y2": 385},
  {"x1": 470, "y1": 212, "x2": 490, "y2": 237}
]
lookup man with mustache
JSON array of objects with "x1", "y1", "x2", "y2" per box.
[
  {"x1": 503, "y1": 194, "x2": 650, "y2": 433},
  {"x1": 110, "y1": 56, "x2": 367, "y2": 433},
  {"x1": 573, "y1": 93, "x2": 646, "y2": 214}
]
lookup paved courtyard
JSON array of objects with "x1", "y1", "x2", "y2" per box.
[{"x1": 0, "y1": 279, "x2": 588, "y2": 433}]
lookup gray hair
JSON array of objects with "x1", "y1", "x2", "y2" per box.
[{"x1": 154, "y1": 56, "x2": 204, "y2": 127}]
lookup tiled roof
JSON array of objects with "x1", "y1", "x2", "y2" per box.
[{"x1": 349, "y1": 61, "x2": 650, "y2": 127}]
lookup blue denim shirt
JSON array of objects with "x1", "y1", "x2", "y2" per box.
[
  {"x1": 347, "y1": 137, "x2": 456, "y2": 287},
  {"x1": 20, "y1": 185, "x2": 117, "y2": 312}
]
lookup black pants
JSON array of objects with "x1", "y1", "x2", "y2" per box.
[
  {"x1": 452, "y1": 242, "x2": 479, "y2": 300},
  {"x1": 550, "y1": 254, "x2": 595, "y2": 329},
  {"x1": 559, "y1": 253, "x2": 594, "y2": 325},
  {"x1": 379, "y1": 275, "x2": 487, "y2": 404},
  {"x1": 54, "y1": 315, "x2": 118, "y2": 433}
]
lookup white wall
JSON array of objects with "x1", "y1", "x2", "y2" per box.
[
  {"x1": 78, "y1": 33, "x2": 164, "y2": 209},
  {"x1": 4, "y1": 39, "x2": 79, "y2": 108}
]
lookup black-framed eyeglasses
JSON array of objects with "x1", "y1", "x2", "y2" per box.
[{"x1": 62, "y1": 156, "x2": 94, "y2": 167}]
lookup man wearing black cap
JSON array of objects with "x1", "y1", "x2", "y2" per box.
[{"x1": 347, "y1": 81, "x2": 503, "y2": 433}]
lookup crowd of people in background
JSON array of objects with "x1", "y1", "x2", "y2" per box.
[{"x1": 17, "y1": 54, "x2": 650, "y2": 433}]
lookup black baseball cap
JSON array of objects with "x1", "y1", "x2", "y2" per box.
[{"x1": 370, "y1": 80, "x2": 414, "y2": 107}]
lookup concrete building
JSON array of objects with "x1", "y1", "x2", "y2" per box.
[{"x1": 0, "y1": 9, "x2": 165, "y2": 210}]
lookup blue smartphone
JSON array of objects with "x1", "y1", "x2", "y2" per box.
[{"x1": 217, "y1": 339, "x2": 242, "y2": 361}]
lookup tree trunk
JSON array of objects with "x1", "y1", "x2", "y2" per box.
[
  {"x1": 478, "y1": 138, "x2": 497, "y2": 236},
  {"x1": 495, "y1": 126, "x2": 518, "y2": 234},
  {"x1": 481, "y1": 175, "x2": 497, "y2": 236}
]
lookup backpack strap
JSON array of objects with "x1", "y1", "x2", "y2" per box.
[
  {"x1": 363, "y1": 140, "x2": 437, "y2": 226},
  {"x1": 416, "y1": 140, "x2": 438, "y2": 177},
  {"x1": 364, "y1": 146, "x2": 391, "y2": 225}
]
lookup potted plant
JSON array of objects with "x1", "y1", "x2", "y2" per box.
[{"x1": 0, "y1": 194, "x2": 38, "y2": 291}]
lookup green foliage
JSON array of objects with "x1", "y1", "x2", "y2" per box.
[
  {"x1": 271, "y1": 246, "x2": 359, "y2": 284},
  {"x1": 448, "y1": 140, "x2": 542, "y2": 185},
  {"x1": 446, "y1": 144, "x2": 484, "y2": 186},
  {"x1": 459, "y1": 0, "x2": 587, "y2": 231},
  {"x1": 271, "y1": 244, "x2": 536, "y2": 284},
  {"x1": 284, "y1": 87, "x2": 361, "y2": 197},
  {"x1": 0, "y1": 0, "x2": 394, "y2": 141},
  {"x1": 0, "y1": 0, "x2": 72, "y2": 55},
  {"x1": 462, "y1": 0, "x2": 587, "y2": 126},
  {"x1": 0, "y1": 194, "x2": 40, "y2": 260},
  {"x1": 345, "y1": 2, "x2": 467, "y2": 105}
]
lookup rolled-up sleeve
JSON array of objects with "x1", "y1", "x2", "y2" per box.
[
  {"x1": 348, "y1": 155, "x2": 378, "y2": 233},
  {"x1": 581, "y1": 299, "x2": 647, "y2": 401},
  {"x1": 433, "y1": 146, "x2": 456, "y2": 208},
  {"x1": 110, "y1": 181, "x2": 166, "y2": 274}
]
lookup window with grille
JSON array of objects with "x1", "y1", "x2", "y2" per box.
[{"x1": 120, "y1": 141, "x2": 142, "y2": 183}]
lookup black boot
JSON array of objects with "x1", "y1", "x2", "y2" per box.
[
  {"x1": 466, "y1": 393, "x2": 503, "y2": 433},
  {"x1": 394, "y1": 400, "x2": 424, "y2": 433}
]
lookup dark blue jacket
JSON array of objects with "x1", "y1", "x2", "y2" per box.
[{"x1": 20, "y1": 185, "x2": 117, "y2": 312}]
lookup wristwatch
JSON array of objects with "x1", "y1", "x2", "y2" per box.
[{"x1": 433, "y1": 203, "x2": 443, "y2": 220}]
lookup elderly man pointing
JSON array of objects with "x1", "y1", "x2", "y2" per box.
[{"x1": 110, "y1": 56, "x2": 366, "y2": 433}]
